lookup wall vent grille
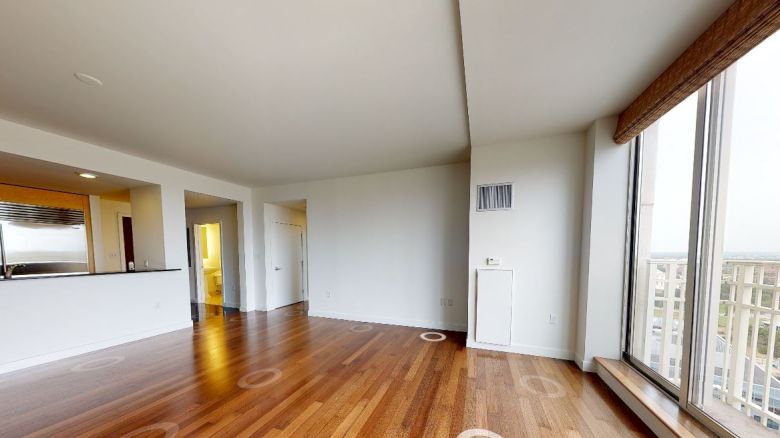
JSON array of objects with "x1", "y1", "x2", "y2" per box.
[
  {"x1": 0, "y1": 202, "x2": 85, "y2": 225},
  {"x1": 477, "y1": 183, "x2": 514, "y2": 211}
]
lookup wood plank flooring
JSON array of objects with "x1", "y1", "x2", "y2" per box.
[{"x1": 0, "y1": 304, "x2": 651, "y2": 437}]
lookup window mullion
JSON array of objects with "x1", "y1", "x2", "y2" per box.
[{"x1": 679, "y1": 82, "x2": 713, "y2": 408}]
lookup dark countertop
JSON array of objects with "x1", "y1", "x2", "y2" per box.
[{"x1": 0, "y1": 268, "x2": 181, "y2": 281}]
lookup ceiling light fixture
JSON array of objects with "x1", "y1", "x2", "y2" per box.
[
  {"x1": 73, "y1": 72, "x2": 103, "y2": 87},
  {"x1": 77, "y1": 172, "x2": 98, "y2": 179}
]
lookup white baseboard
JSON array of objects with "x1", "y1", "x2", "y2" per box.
[
  {"x1": 308, "y1": 310, "x2": 466, "y2": 332},
  {"x1": 466, "y1": 339, "x2": 573, "y2": 361},
  {"x1": 575, "y1": 355, "x2": 595, "y2": 372},
  {"x1": 0, "y1": 320, "x2": 193, "y2": 375}
]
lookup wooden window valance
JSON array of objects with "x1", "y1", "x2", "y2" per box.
[{"x1": 614, "y1": 0, "x2": 780, "y2": 144}]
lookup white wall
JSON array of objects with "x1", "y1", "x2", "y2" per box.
[
  {"x1": 467, "y1": 134, "x2": 585, "y2": 360},
  {"x1": 263, "y1": 204, "x2": 308, "y2": 309},
  {"x1": 99, "y1": 199, "x2": 132, "y2": 272},
  {"x1": 186, "y1": 205, "x2": 241, "y2": 308},
  {"x1": 0, "y1": 114, "x2": 631, "y2": 372},
  {"x1": 0, "y1": 270, "x2": 191, "y2": 373},
  {"x1": 130, "y1": 185, "x2": 166, "y2": 270},
  {"x1": 254, "y1": 164, "x2": 470, "y2": 330},
  {"x1": 0, "y1": 118, "x2": 256, "y2": 373},
  {"x1": 88, "y1": 195, "x2": 106, "y2": 272},
  {"x1": 575, "y1": 117, "x2": 630, "y2": 371}
]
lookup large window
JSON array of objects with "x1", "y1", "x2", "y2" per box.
[
  {"x1": 626, "y1": 30, "x2": 780, "y2": 435},
  {"x1": 628, "y1": 91, "x2": 700, "y2": 391}
]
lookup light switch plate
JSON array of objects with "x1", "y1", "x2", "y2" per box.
[{"x1": 486, "y1": 257, "x2": 501, "y2": 266}]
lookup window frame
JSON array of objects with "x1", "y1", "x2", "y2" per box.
[
  {"x1": 622, "y1": 129, "x2": 682, "y2": 398},
  {"x1": 622, "y1": 70, "x2": 741, "y2": 437},
  {"x1": 622, "y1": 84, "x2": 711, "y2": 399},
  {"x1": 683, "y1": 67, "x2": 741, "y2": 438}
]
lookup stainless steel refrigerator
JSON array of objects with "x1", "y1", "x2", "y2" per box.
[{"x1": 0, "y1": 201, "x2": 89, "y2": 278}]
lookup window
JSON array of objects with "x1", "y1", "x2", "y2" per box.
[
  {"x1": 626, "y1": 30, "x2": 780, "y2": 435},
  {"x1": 627, "y1": 91, "x2": 700, "y2": 391}
]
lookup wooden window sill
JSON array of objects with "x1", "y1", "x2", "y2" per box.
[{"x1": 594, "y1": 357, "x2": 715, "y2": 437}]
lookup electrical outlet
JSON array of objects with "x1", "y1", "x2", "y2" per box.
[
  {"x1": 548, "y1": 313, "x2": 557, "y2": 325},
  {"x1": 447, "y1": 298, "x2": 453, "y2": 307},
  {"x1": 326, "y1": 291, "x2": 332, "y2": 298}
]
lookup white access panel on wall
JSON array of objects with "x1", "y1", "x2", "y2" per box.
[{"x1": 476, "y1": 268, "x2": 513, "y2": 346}]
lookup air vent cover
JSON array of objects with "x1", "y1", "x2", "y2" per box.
[
  {"x1": 477, "y1": 183, "x2": 514, "y2": 211},
  {"x1": 0, "y1": 202, "x2": 86, "y2": 225}
]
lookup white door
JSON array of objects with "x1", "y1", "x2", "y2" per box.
[
  {"x1": 192, "y1": 224, "x2": 205, "y2": 303},
  {"x1": 271, "y1": 223, "x2": 303, "y2": 308}
]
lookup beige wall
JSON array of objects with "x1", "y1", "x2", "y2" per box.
[
  {"x1": 202, "y1": 223, "x2": 222, "y2": 269},
  {"x1": 254, "y1": 163, "x2": 469, "y2": 329},
  {"x1": 99, "y1": 199, "x2": 132, "y2": 272},
  {"x1": 468, "y1": 134, "x2": 585, "y2": 359},
  {"x1": 202, "y1": 223, "x2": 222, "y2": 297}
]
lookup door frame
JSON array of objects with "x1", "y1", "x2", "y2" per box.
[
  {"x1": 191, "y1": 223, "x2": 205, "y2": 304},
  {"x1": 269, "y1": 221, "x2": 305, "y2": 309},
  {"x1": 117, "y1": 213, "x2": 132, "y2": 272}
]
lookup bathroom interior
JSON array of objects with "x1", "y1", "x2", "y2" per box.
[{"x1": 199, "y1": 223, "x2": 223, "y2": 306}]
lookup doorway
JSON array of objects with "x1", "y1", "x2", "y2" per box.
[
  {"x1": 118, "y1": 214, "x2": 134, "y2": 271},
  {"x1": 184, "y1": 191, "x2": 244, "y2": 322},
  {"x1": 192, "y1": 223, "x2": 223, "y2": 307}
]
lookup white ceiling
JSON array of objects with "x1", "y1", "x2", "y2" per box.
[
  {"x1": 460, "y1": 0, "x2": 733, "y2": 146},
  {"x1": 0, "y1": 152, "x2": 148, "y2": 195},
  {"x1": 0, "y1": 1, "x2": 733, "y2": 185},
  {"x1": 0, "y1": 1, "x2": 469, "y2": 186}
]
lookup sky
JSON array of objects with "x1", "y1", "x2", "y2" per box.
[{"x1": 648, "y1": 31, "x2": 780, "y2": 254}]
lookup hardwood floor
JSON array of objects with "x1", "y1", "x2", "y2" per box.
[
  {"x1": 190, "y1": 303, "x2": 239, "y2": 322},
  {"x1": 0, "y1": 303, "x2": 651, "y2": 437}
]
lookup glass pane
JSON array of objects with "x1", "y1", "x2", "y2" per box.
[
  {"x1": 629, "y1": 91, "x2": 699, "y2": 388},
  {"x1": 692, "y1": 31, "x2": 780, "y2": 434}
]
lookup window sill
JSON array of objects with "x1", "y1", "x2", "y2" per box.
[{"x1": 593, "y1": 357, "x2": 715, "y2": 437}]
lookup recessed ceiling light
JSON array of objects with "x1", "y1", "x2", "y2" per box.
[
  {"x1": 73, "y1": 72, "x2": 103, "y2": 87},
  {"x1": 77, "y1": 172, "x2": 98, "y2": 179}
]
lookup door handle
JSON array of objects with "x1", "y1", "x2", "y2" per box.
[{"x1": 274, "y1": 267, "x2": 282, "y2": 271}]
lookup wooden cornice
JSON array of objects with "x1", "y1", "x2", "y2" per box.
[{"x1": 614, "y1": 0, "x2": 780, "y2": 144}]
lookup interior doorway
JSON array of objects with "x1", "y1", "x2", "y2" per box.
[
  {"x1": 118, "y1": 214, "x2": 134, "y2": 271},
  {"x1": 193, "y1": 223, "x2": 223, "y2": 306},
  {"x1": 184, "y1": 190, "x2": 243, "y2": 322},
  {"x1": 265, "y1": 200, "x2": 308, "y2": 310}
]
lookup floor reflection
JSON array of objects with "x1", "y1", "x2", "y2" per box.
[{"x1": 190, "y1": 303, "x2": 239, "y2": 322}]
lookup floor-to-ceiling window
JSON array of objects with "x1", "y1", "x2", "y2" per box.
[
  {"x1": 627, "y1": 91, "x2": 700, "y2": 393},
  {"x1": 626, "y1": 30, "x2": 780, "y2": 435}
]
